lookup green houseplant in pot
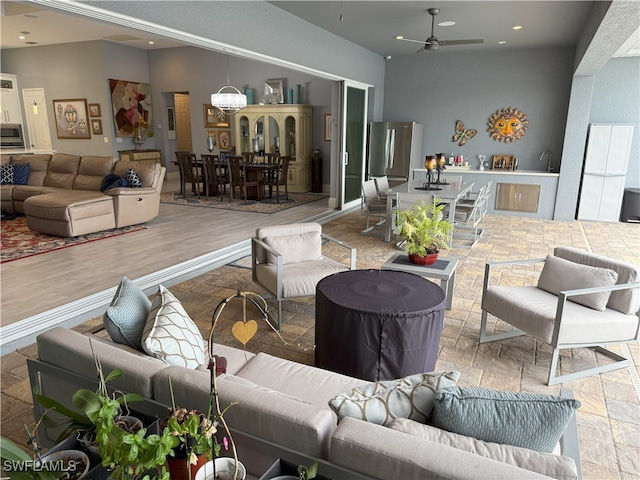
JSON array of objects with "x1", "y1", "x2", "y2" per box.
[{"x1": 395, "y1": 196, "x2": 453, "y2": 265}]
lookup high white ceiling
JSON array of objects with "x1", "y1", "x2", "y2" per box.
[{"x1": 1, "y1": 1, "x2": 638, "y2": 58}]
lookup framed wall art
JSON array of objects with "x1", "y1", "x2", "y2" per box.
[
  {"x1": 266, "y1": 78, "x2": 284, "y2": 104},
  {"x1": 109, "y1": 78, "x2": 152, "y2": 137},
  {"x1": 324, "y1": 114, "x2": 332, "y2": 141},
  {"x1": 203, "y1": 104, "x2": 229, "y2": 128},
  {"x1": 167, "y1": 107, "x2": 176, "y2": 140},
  {"x1": 88, "y1": 103, "x2": 101, "y2": 117},
  {"x1": 52, "y1": 98, "x2": 91, "y2": 139},
  {"x1": 217, "y1": 129, "x2": 231, "y2": 150},
  {"x1": 91, "y1": 119, "x2": 103, "y2": 135}
]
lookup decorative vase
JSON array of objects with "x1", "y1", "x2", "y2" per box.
[
  {"x1": 286, "y1": 88, "x2": 294, "y2": 104},
  {"x1": 243, "y1": 86, "x2": 253, "y2": 105},
  {"x1": 296, "y1": 84, "x2": 302, "y2": 104},
  {"x1": 408, "y1": 252, "x2": 438, "y2": 265}
]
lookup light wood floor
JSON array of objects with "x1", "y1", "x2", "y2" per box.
[{"x1": 0, "y1": 178, "x2": 338, "y2": 335}]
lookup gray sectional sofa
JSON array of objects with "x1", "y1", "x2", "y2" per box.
[
  {"x1": 28, "y1": 326, "x2": 581, "y2": 480},
  {"x1": 1, "y1": 153, "x2": 165, "y2": 236}
]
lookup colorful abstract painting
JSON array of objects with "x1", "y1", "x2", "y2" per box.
[{"x1": 109, "y1": 79, "x2": 153, "y2": 137}]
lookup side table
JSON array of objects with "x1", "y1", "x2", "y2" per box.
[
  {"x1": 381, "y1": 252, "x2": 458, "y2": 310},
  {"x1": 315, "y1": 269, "x2": 446, "y2": 381}
]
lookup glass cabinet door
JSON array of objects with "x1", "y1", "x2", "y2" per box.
[
  {"x1": 285, "y1": 116, "x2": 296, "y2": 157},
  {"x1": 239, "y1": 116, "x2": 250, "y2": 153},
  {"x1": 268, "y1": 115, "x2": 280, "y2": 154}
]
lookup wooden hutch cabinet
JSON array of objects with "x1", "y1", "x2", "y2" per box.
[
  {"x1": 118, "y1": 149, "x2": 162, "y2": 164},
  {"x1": 234, "y1": 104, "x2": 312, "y2": 192}
]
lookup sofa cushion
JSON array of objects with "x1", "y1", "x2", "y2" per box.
[
  {"x1": 263, "y1": 231, "x2": 322, "y2": 264},
  {"x1": 124, "y1": 168, "x2": 143, "y2": 188},
  {"x1": 103, "y1": 276, "x2": 151, "y2": 349},
  {"x1": 538, "y1": 255, "x2": 618, "y2": 311},
  {"x1": 12, "y1": 163, "x2": 30, "y2": 185},
  {"x1": 44, "y1": 153, "x2": 81, "y2": 189},
  {"x1": 389, "y1": 418, "x2": 577, "y2": 480},
  {"x1": 328, "y1": 371, "x2": 460, "y2": 426},
  {"x1": 142, "y1": 285, "x2": 207, "y2": 369},
  {"x1": 432, "y1": 386, "x2": 581, "y2": 453},
  {"x1": 73, "y1": 155, "x2": 116, "y2": 191},
  {"x1": 1, "y1": 164, "x2": 14, "y2": 185},
  {"x1": 11, "y1": 154, "x2": 51, "y2": 186}
]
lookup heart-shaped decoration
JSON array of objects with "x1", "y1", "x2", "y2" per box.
[{"x1": 232, "y1": 320, "x2": 258, "y2": 345}]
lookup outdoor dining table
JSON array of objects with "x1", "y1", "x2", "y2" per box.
[{"x1": 384, "y1": 179, "x2": 474, "y2": 242}]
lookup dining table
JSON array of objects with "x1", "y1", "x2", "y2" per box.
[{"x1": 384, "y1": 178, "x2": 474, "y2": 243}]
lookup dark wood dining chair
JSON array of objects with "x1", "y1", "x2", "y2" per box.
[
  {"x1": 176, "y1": 152, "x2": 204, "y2": 197},
  {"x1": 228, "y1": 155, "x2": 262, "y2": 203},
  {"x1": 201, "y1": 154, "x2": 225, "y2": 200},
  {"x1": 263, "y1": 155, "x2": 291, "y2": 203}
]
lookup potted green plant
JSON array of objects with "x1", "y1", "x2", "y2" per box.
[{"x1": 395, "y1": 196, "x2": 453, "y2": 265}]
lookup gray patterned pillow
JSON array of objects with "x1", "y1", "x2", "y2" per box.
[
  {"x1": 141, "y1": 285, "x2": 206, "y2": 369},
  {"x1": 103, "y1": 276, "x2": 151, "y2": 349},
  {"x1": 328, "y1": 371, "x2": 460, "y2": 426},
  {"x1": 432, "y1": 386, "x2": 581, "y2": 453},
  {"x1": 125, "y1": 168, "x2": 143, "y2": 188}
]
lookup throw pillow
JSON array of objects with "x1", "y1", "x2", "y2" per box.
[
  {"x1": 389, "y1": 418, "x2": 578, "y2": 480},
  {"x1": 101, "y1": 173, "x2": 121, "y2": 192},
  {"x1": 12, "y1": 163, "x2": 30, "y2": 185},
  {"x1": 537, "y1": 255, "x2": 618, "y2": 311},
  {"x1": 105, "y1": 178, "x2": 128, "y2": 191},
  {"x1": 0, "y1": 164, "x2": 14, "y2": 185},
  {"x1": 142, "y1": 285, "x2": 207, "y2": 369},
  {"x1": 103, "y1": 276, "x2": 151, "y2": 349},
  {"x1": 125, "y1": 168, "x2": 143, "y2": 188},
  {"x1": 328, "y1": 371, "x2": 460, "y2": 427},
  {"x1": 432, "y1": 386, "x2": 581, "y2": 453},
  {"x1": 263, "y1": 231, "x2": 322, "y2": 265}
]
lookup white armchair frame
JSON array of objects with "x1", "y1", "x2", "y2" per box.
[
  {"x1": 251, "y1": 224, "x2": 356, "y2": 330},
  {"x1": 480, "y1": 254, "x2": 640, "y2": 385}
]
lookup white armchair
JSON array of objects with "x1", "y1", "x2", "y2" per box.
[
  {"x1": 480, "y1": 246, "x2": 640, "y2": 385},
  {"x1": 251, "y1": 223, "x2": 356, "y2": 330}
]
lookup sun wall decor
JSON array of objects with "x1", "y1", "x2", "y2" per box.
[{"x1": 487, "y1": 107, "x2": 528, "y2": 142}]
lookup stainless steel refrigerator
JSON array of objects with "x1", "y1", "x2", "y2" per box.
[
  {"x1": 367, "y1": 122, "x2": 423, "y2": 181},
  {"x1": 577, "y1": 123, "x2": 634, "y2": 222}
]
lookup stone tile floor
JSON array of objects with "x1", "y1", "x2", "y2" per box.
[{"x1": 2, "y1": 211, "x2": 639, "y2": 479}]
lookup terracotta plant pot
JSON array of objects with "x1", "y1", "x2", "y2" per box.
[
  {"x1": 167, "y1": 453, "x2": 207, "y2": 480},
  {"x1": 408, "y1": 252, "x2": 439, "y2": 265}
]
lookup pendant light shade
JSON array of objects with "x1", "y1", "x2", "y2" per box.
[
  {"x1": 211, "y1": 56, "x2": 247, "y2": 116},
  {"x1": 211, "y1": 85, "x2": 247, "y2": 116}
]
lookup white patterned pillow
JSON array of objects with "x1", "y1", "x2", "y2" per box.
[
  {"x1": 103, "y1": 276, "x2": 151, "y2": 349},
  {"x1": 141, "y1": 285, "x2": 207, "y2": 369},
  {"x1": 125, "y1": 168, "x2": 143, "y2": 188},
  {"x1": 328, "y1": 371, "x2": 460, "y2": 427},
  {"x1": 1, "y1": 164, "x2": 14, "y2": 185}
]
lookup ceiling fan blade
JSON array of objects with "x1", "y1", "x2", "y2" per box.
[
  {"x1": 396, "y1": 37, "x2": 430, "y2": 45},
  {"x1": 438, "y1": 39, "x2": 485, "y2": 46}
]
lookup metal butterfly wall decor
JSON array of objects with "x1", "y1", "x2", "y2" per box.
[{"x1": 452, "y1": 120, "x2": 477, "y2": 146}]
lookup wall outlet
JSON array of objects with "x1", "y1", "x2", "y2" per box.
[
  {"x1": 103, "y1": 137, "x2": 109, "y2": 143},
  {"x1": 116, "y1": 137, "x2": 123, "y2": 143}
]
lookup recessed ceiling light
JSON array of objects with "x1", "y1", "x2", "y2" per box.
[
  {"x1": 438, "y1": 21, "x2": 456, "y2": 27},
  {"x1": 513, "y1": 25, "x2": 523, "y2": 30},
  {"x1": 395, "y1": 35, "x2": 404, "y2": 40},
  {"x1": 148, "y1": 40, "x2": 154, "y2": 45},
  {"x1": 19, "y1": 35, "x2": 26, "y2": 40},
  {"x1": 498, "y1": 41, "x2": 507, "y2": 44}
]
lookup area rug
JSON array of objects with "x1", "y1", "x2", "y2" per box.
[
  {"x1": 1, "y1": 216, "x2": 147, "y2": 263},
  {"x1": 160, "y1": 191, "x2": 328, "y2": 214}
]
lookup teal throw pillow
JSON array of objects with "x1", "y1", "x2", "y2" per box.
[
  {"x1": 432, "y1": 386, "x2": 581, "y2": 453},
  {"x1": 103, "y1": 276, "x2": 151, "y2": 349}
]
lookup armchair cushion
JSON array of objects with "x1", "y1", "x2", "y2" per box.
[
  {"x1": 432, "y1": 386, "x2": 581, "y2": 453},
  {"x1": 255, "y1": 258, "x2": 348, "y2": 298},
  {"x1": 537, "y1": 255, "x2": 618, "y2": 311},
  {"x1": 263, "y1": 231, "x2": 322, "y2": 264},
  {"x1": 328, "y1": 371, "x2": 460, "y2": 426},
  {"x1": 389, "y1": 418, "x2": 577, "y2": 480}
]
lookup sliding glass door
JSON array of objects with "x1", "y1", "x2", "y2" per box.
[{"x1": 340, "y1": 81, "x2": 369, "y2": 209}]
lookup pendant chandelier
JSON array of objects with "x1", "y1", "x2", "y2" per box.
[{"x1": 211, "y1": 55, "x2": 247, "y2": 116}]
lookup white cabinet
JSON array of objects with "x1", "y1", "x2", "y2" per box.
[
  {"x1": 0, "y1": 73, "x2": 24, "y2": 125},
  {"x1": 577, "y1": 124, "x2": 634, "y2": 222},
  {"x1": 234, "y1": 104, "x2": 313, "y2": 192}
]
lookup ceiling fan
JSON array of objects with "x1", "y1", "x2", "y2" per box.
[{"x1": 396, "y1": 8, "x2": 484, "y2": 53}]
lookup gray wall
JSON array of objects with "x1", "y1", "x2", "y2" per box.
[
  {"x1": 383, "y1": 47, "x2": 575, "y2": 174},
  {"x1": 590, "y1": 57, "x2": 640, "y2": 187}
]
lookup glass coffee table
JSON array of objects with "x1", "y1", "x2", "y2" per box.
[{"x1": 381, "y1": 252, "x2": 458, "y2": 310}]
